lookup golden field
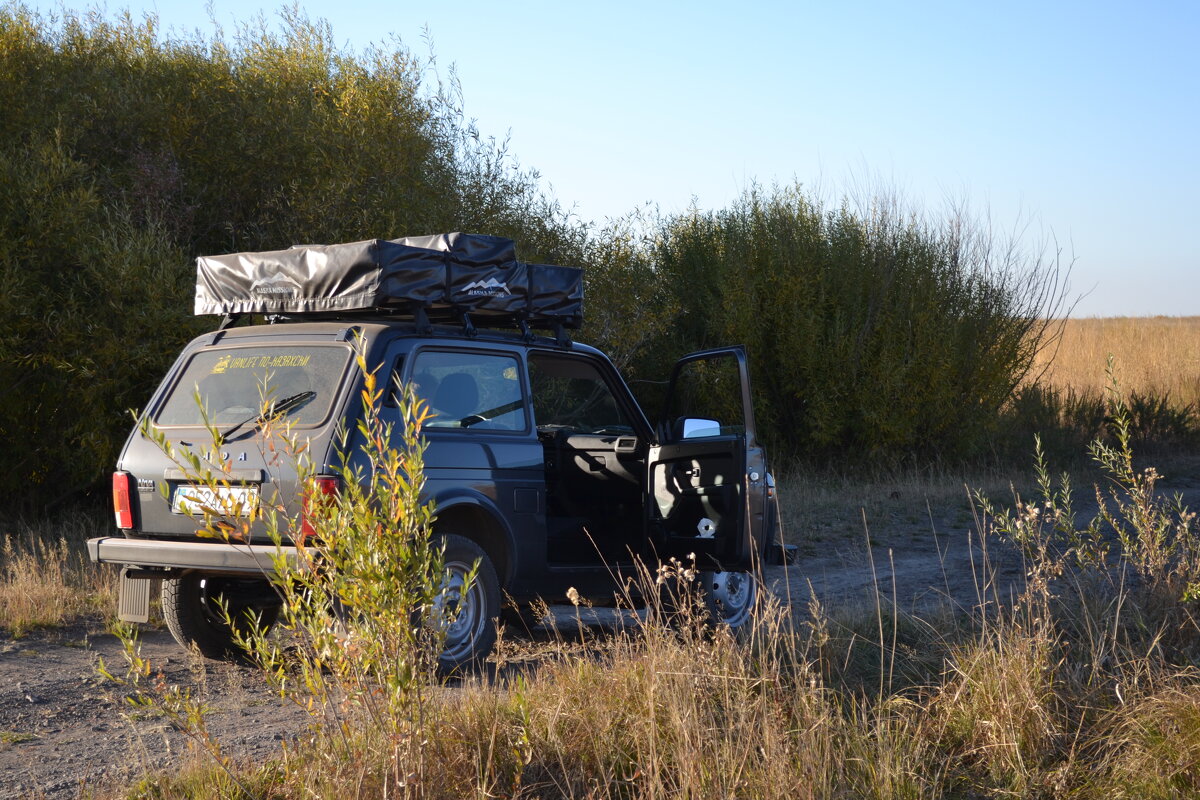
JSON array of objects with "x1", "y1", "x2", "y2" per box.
[{"x1": 1033, "y1": 316, "x2": 1200, "y2": 406}]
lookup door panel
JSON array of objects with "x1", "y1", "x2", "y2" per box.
[
  {"x1": 649, "y1": 438, "x2": 746, "y2": 565},
  {"x1": 648, "y1": 347, "x2": 761, "y2": 570}
]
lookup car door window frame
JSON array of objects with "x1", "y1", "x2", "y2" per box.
[{"x1": 659, "y1": 346, "x2": 757, "y2": 447}]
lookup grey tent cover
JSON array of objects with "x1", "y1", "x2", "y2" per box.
[{"x1": 195, "y1": 232, "x2": 583, "y2": 328}]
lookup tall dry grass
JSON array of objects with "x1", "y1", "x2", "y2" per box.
[
  {"x1": 1034, "y1": 316, "x2": 1200, "y2": 407},
  {"x1": 122, "y1": 556, "x2": 1200, "y2": 800},
  {"x1": 1000, "y1": 317, "x2": 1200, "y2": 461},
  {"x1": 5, "y1": 341, "x2": 1188, "y2": 797},
  {"x1": 0, "y1": 512, "x2": 116, "y2": 635}
]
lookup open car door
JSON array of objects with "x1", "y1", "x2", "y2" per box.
[{"x1": 647, "y1": 346, "x2": 767, "y2": 571}]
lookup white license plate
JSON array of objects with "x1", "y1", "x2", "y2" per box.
[{"x1": 172, "y1": 484, "x2": 259, "y2": 516}]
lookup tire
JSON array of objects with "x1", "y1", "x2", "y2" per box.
[
  {"x1": 162, "y1": 574, "x2": 278, "y2": 660},
  {"x1": 433, "y1": 534, "x2": 501, "y2": 674},
  {"x1": 698, "y1": 569, "x2": 759, "y2": 636}
]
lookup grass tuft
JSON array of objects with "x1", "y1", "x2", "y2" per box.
[{"x1": 0, "y1": 512, "x2": 115, "y2": 635}]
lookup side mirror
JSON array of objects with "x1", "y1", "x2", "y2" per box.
[{"x1": 679, "y1": 417, "x2": 722, "y2": 440}]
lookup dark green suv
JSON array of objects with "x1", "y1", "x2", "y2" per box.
[{"x1": 89, "y1": 233, "x2": 778, "y2": 671}]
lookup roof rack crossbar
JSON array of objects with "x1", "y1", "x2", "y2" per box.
[
  {"x1": 459, "y1": 310, "x2": 477, "y2": 338},
  {"x1": 412, "y1": 306, "x2": 432, "y2": 335},
  {"x1": 517, "y1": 319, "x2": 534, "y2": 343}
]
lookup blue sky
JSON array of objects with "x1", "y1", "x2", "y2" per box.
[{"x1": 27, "y1": 0, "x2": 1200, "y2": 316}]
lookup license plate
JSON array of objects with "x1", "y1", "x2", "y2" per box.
[{"x1": 172, "y1": 484, "x2": 259, "y2": 516}]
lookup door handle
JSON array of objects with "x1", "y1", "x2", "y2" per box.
[{"x1": 614, "y1": 436, "x2": 638, "y2": 455}]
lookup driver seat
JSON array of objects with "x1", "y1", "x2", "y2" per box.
[{"x1": 431, "y1": 373, "x2": 479, "y2": 426}]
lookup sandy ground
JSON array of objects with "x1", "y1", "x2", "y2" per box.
[{"x1": 4, "y1": 458, "x2": 1199, "y2": 799}]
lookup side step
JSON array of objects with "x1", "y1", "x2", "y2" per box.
[{"x1": 764, "y1": 542, "x2": 800, "y2": 566}]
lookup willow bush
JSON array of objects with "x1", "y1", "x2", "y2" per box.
[
  {"x1": 646, "y1": 186, "x2": 1069, "y2": 462},
  {"x1": 0, "y1": 3, "x2": 580, "y2": 512}
]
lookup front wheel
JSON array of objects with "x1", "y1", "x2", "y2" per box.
[
  {"x1": 162, "y1": 574, "x2": 278, "y2": 660},
  {"x1": 698, "y1": 569, "x2": 759, "y2": 634},
  {"x1": 432, "y1": 535, "x2": 501, "y2": 674}
]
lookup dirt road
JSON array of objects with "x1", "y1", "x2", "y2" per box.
[{"x1": 0, "y1": 623, "x2": 302, "y2": 798}]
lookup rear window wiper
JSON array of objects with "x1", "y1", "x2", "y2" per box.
[{"x1": 219, "y1": 390, "x2": 316, "y2": 439}]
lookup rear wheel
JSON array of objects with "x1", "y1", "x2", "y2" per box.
[
  {"x1": 432, "y1": 535, "x2": 501, "y2": 674},
  {"x1": 162, "y1": 574, "x2": 278, "y2": 660}
]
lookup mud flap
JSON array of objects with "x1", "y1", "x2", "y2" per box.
[{"x1": 118, "y1": 568, "x2": 156, "y2": 623}]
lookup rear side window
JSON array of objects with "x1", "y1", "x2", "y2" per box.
[
  {"x1": 410, "y1": 350, "x2": 526, "y2": 431},
  {"x1": 155, "y1": 345, "x2": 352, "y2": 427}
]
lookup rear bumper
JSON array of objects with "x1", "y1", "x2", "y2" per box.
[{"x1": 87, "y1": 536, "x2": 295, "y2": 576}]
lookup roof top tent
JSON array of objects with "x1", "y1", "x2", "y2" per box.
[{"x1": 195, "y1": 232, "x2": 583, "y2": 340}]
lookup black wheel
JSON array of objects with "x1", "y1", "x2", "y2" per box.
[
  {"x1": 162, "y1": 574, "x2": 279, "y2": 660},
  {"x1": 698, "y1": 569, "x2": 759, "y2": 635},
  {"x1": 432, "y1": 535, "x2": 501, "y2": 674}
]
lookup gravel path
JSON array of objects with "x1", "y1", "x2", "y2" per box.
[{"x1": 0, "y1": 624, "x2": 302, "y2": 799}]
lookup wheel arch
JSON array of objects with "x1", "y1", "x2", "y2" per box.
[{"x1": 431, "y1": 494, "x2": 515, "y2": 586}]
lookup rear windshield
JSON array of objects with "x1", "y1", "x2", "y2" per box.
[{"x1": 155, "y1": 345, "x2": 352, "y2": 427}]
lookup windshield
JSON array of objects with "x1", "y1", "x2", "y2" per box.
[{"x1": 155, "y1": 345, "x2": 352, "y2": 427}]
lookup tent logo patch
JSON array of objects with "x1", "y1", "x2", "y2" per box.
[
  {"x1": 251, "y1": 272, "x2": 301, "y2": 297},
  {"x1": 463, "y1": 278, "x2": 511, "y2": 297}
]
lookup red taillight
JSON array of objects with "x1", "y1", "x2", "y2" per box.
[
  {"x1": 113, "y1": 471, "x2": 134, "y2": 529},
  {"x1": 300, "y1": 475, "x2": 340, "y2": 538}
]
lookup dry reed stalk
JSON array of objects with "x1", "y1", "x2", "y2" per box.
[{"x1": 1033, "y1": 316, "x2": 1200, "y2": 406}]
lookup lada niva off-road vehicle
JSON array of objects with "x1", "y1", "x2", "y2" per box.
[{"x1": 88, "y1": 232, "x2": 780, "y2": 671}]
